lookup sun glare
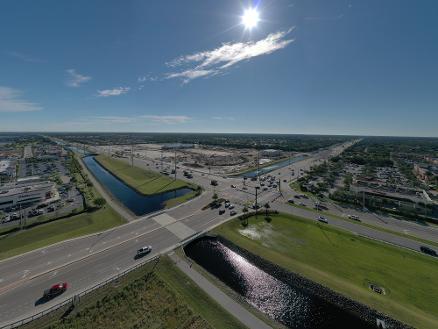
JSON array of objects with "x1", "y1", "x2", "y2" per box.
[{"x1": 241, "y1": 7, "x2": 260, "y2": 29}]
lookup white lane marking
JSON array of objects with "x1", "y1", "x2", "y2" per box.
[
  {"x1": 68, "y1": 253, "x2": 72, "y2": 257},
  {"x1": 0, "y1": 278, "x2": 3, "y2": 283},
  {"x1": 21, "y1": 270, "x2": 30, "y2": 279},
  {"x1": 41, "y1": 249, "x2": 47, "y2": 254},
  {"x1": 52, "y1": 271, "x2": 58, "y2": 277},
  {"x1": 47, "y1": 261, "x2": 52, "y2": 265}
]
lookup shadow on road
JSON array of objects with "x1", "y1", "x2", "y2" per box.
[{"x1": 34, "y1": 296, "x2": 49, "y2": 306}]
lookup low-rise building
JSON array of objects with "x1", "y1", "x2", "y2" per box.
[
  {"x1": 0, "y1": 160, "x2": 15, "y2": 178},
  {"x1": 260, "y1": 149, "x2": 282, "y2": 158},
  {"x1": 0, "y1": 181, "x2": 56, "y2": 210}
]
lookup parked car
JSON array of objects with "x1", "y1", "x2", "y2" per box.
[
  {"x1": 136, "y1": 246, "x2": 152, "y2": 258},
  {"x1": 219, "y1": 209, "x2": 225, "y2": 215},
  {"x1": 230, "y1": 210, "x2": 237, "y2": 216},
  {"x1": 228, "y1": 204, "x2": 235, "y2": 210},
  {"x1": 231, "y1": 184, "x2": 236, "y2": 188},
  {"x1": 287, "y1": 199, "x2": 295, "y2": 204},
  {"x1": 43, "y1": 282, "x2": 68, "y2": 299}
]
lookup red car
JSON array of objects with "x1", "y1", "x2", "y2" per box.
[{"x1": 43, "y1": 282, "x2": 68, "y2": 299}]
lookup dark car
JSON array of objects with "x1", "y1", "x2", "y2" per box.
[
  {"x1": 43, "y1": 282, "x2": 68, "y2": 299},
  {"x1": 219, "y1": 209, "x2": 225, "y2": 215},
  {"x1": 420, "y1": 246, "x2": 437, "y2": 257}
]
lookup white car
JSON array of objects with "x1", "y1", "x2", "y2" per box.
[
  {"x1": 317, "y1": 216, "x2": 328, "y2": 224},
  {"x1": 136, "y1": 246, "x2": 152, "y2": 257},
  {"x1": 228, "y1": 204, "x2": 235, "y2": 210},
  {"x1": 348, "y1": 215, "x2": 360, "y2": 221}
]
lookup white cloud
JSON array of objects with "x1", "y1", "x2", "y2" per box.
[
  {"x1": 4, "y1": 51, "x2": 45, "y2": 63},
  {"x1": 166, "y1": 28, "x2": 294, "y2": 83},
  {"x1": 141, "y1": 115, "x2": 191, "y2": 124},
  {"x1": 137, "y1": 74, "x2": 159, "y2": 83},
  {"x1": 97, "y1": 87, "x2": 130, "y2": 97},
  {"x1": 0, "y1": 86, "x2": 42, "y2": 112},
  {"x1": 66, "y1": 69, "x2": 91, "y2": 87},
  {"x1": 212, "y1": 116, "x2": 235, "y2": 121}
]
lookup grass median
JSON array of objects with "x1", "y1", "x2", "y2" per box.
[
  {"x1": 213, "y1": 213, "x2": 438, "y2": 329},
  {"x1": 95, "y1": 155, "x2": 192, "y2": 195},
  {"x1": 22, "y1": 256, "x2": 246, "y2": 329},
  {"x1": 0, "y1": 206, "x2": 124, "y2": 261},
  {"x1": 287, "y1": 201, "x2": 438, "y2": 248}
]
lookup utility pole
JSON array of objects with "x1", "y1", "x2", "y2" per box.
[
  {"x1": 174, "y1": 150, "x2": 177, "y2": 181},
  {"x1": 255, "y1": 186, "x2": 259, "y2": 219},
  {"x1": 257, "y1": 149, "x2": 260, "y2": 180},
  {"x1": 362, "y1": 191, "x2": 366, "y2": 210}
]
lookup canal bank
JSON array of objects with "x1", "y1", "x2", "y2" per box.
[
  {"x1": 82, "y1": 156, "x2": 196, "y2": 217},
  {"x1": 185, "y1": 236, "x2": 411, "y2": 329},
  {"x1": 234, "y1": 155, "x2": 307, "y2": 178}
]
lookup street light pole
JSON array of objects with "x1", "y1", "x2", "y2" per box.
[{"x1": 255, "y1": 186, "x2": 259, "y2": 219}]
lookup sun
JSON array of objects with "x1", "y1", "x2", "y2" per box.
[{"x1": 241, "y1": 7, "x2": 260, "y2": 30}]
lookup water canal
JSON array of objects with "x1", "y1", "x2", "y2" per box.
[
  {"x1": 239, "y1": 155, "x2": 306, "y2": 178},
  {"x1": 185, "y1": 237, "x2": 374, "y2": 329},
  {"x1": 82, "y1": 156, "x2": 193, "y2": 216}
]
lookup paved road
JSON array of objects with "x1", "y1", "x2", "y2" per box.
[
  {"x1": 169, "y1": 252, "x2": 272, "y2": 329},
  {"x1": 0, "y1": 140, "x2": 437, "y2": 327}
]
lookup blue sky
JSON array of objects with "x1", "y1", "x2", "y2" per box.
[{"x1": 1, "y1": 0, "x2": 437, "y2": 136}]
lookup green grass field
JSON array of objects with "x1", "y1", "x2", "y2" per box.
[
  {"x1": 95, "y1": 155, "x2": 191, "y2": 195},
  {"x1": 213, "y1": 213, "x2": 438, "y2": 329},
  {"x1": 287, "y1": 201, "x2": 438, "y2": 248},
  {"x1": 0, "y1": 206, "x2": 124, "y2": 260},
  {"x1": 22, "y1": 257, "x2": 246, "y2": 329}
]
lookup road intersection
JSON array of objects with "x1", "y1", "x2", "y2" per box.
[{"x1": 0, "y1": 142, "x2": 437, "y2": 327}]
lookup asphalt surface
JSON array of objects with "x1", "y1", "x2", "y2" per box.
[{"x1": 0, "y1": 141, "x2": 437, "y2": 327}]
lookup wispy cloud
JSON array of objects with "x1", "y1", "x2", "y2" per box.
[
  {"x1": 304, "y1": 14, "x2": 344, "y2": 21},
  {"x1": 90, "y1": 116, "x2": 136, "y2": 124},
  {"x1": 55, "y1": 115, "x2": 190, "y2": 127},
  {"x1": 0, "y1": 86, "x2": 42, "y2": 113},
  {"x1": 166, "y1": 28, "x2": 294, "y2": 83},
  {"x1": 66, "y1": 69, "x2": 91, "y2": 87},
  {"x1": 97, "y1": 87, "x2": 130, "y2": 97},
  {"x1": 141, "y1": 115, "x2": 191, "y2": 124},
  {"x1": 4, "y1": 51, "x2": 45, "y2": 63},
  {"x1": 137, "y1": 74, "x2": 159, "y2": 83},
  {"x1": 212, "y1": 116, "x2": 235, "y2": 121}
]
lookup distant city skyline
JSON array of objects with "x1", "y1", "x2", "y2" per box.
[{"x1": 1, "y1": 0, "x2": 438, "y2": 137}]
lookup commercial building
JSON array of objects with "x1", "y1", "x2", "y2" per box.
[
  {"x1": 260, "y1": 149, "x2": 282, "y2": 158},
  {"x1": 162, "y1": 143, "x2": 194, "y2": 150},
  {"x1": 0, "y1": 160, "x2": 15, "y2": 178},
  {"x1": 0, "y1": 181, "x2": 56, "y2": 211}
]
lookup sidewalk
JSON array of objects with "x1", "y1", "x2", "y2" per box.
[{"x1": 169, "y1": 252, "x2": 272, "y2": 329}]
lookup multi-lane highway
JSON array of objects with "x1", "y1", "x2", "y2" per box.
[{"x1": 0, "y1": 141, "x2": 437, "y2": 327}]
